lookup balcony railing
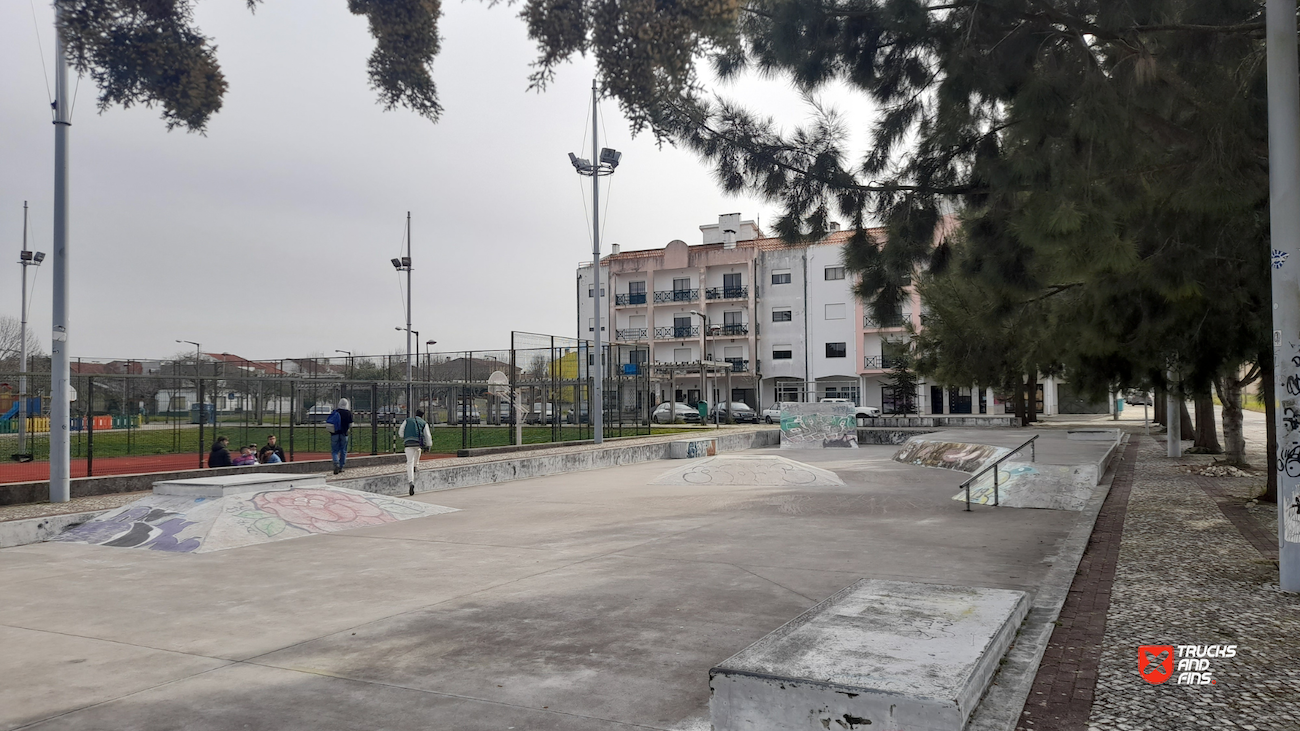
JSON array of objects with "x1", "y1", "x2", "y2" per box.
[
  {"x1": 654, "y1": 326, "x2": 700, "y2": 339},
  {"x1": 864, "y1": 312, "x2": 909, "y2": 329},
  {"x1": 709, "y1": 324, "x2": 749, "y2": 337},
  {"x1": 615, "y1": 328, "x2": 648, "y2": 341},
  {"x1": 725, "y1": 358, "x2": 749, "y2": 372},
  {"x1": 654, "y1": 289, "x2": 699, "y2": 303},
  {"x1": 614, "y1": 292, "x2": 647, "y2": 306},
  {"x1": 706, "y1": 285, "x2": 749, "y2": 300},
  {"x1": 863, "y1": 355, "x2": 899, "y2": 370}
]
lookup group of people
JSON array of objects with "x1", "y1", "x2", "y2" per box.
[
  {"x1": 207, "y1": 434, "x2": 286, "y2": 468},
  {"x1": 204, "y1": 399, "x2": 432, "y2": 496}
]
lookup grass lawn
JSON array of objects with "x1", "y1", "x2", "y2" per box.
[{"x1": 0, "y1": 424, "x2": 696, "y2": 461}]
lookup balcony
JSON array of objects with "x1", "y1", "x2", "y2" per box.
[
  {"x1": 654, "y1": 289, "x2": 699, "y2": 303},
  {"x1": 654, "y1": 326, "x2": 699, "y2": 339},
  {"x1": 863, "y1": 355, "x2": 899, "y2": 370},
  {"x1": 708, "y1": 324, "x2": 749, "y2": 337},
  {"x1": 614, "y1": 292, "x2": 647, "y2": 306},
  {"x1": 724, "y1": 358, "x2": 749, "y2": 373},
  {"x1": 705, "y1": 285, "x2": 749, "y2": 300},
  {"x1": 615, "y1": 328, "x2": 647, "y2": 341},
  {"x1": 864, "y1": 312, "x2": 909, "y2": 329}
]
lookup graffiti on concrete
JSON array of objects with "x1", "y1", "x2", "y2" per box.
[
  {"x1": 53, "y1": 485, "x2": 456, "y2": 553},
  {"x1": 780, "y1": 403, "x2": 858, "y2": 449},
  {"x1": 893, "y1": 440, "x2": 1010, "y2": 473}
]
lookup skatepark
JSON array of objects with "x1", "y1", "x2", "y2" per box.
[{"x1": 0, "y1": 425, "x2": 1123, "y2": 730}]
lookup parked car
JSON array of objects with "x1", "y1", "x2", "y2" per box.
[
  {"x1": 525, "y1": 403, "x2": 557, "y2": 425},
  {"x1": 375, "y1": 406, "x2": 404, "y2": 424},
  {"x1": 449, "y1": 406, "x2": 481, "y2": 425},
  {"x1": 651, "y1": 402, "x2": 702, "y2": 424},
  {"x1": 1124, "y1": 390, "x2": 1152, "y2": 406},
  {"x1": 762, "y1": 403, "x2": 784, "y2": 424},
  {"x1": 566, "y1": 406, "x2": 590, "y2": 424},
  {"x1": 711, "y1": 402, "x2": 759, "y2": 423},
  {"x1": 304, "y1": 405, "x2": 334, "y2": 424},
  {"x1": 819, "y1": 397, "x2": 880, "y2": 420}
]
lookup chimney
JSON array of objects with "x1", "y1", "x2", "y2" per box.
[
  {"x1": 829, "y1": 222, "x2": 841, "y2": 232},
  {"x1": 723, "y1": 229, "x2": 737, "y2": 249},
  {"x1": 611, "y1": 243, "x2": 620, "y2": 256}
]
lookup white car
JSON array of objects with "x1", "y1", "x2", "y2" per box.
[
  {"x1": 652, "y1": 402, "x2": 702, "y2": 424},
  {"x1": 762, "y1": 404, "x2": 784, "y2": 424},
  {"x1": 818, "y1": 398, "x2": 881, "y2": 420}
]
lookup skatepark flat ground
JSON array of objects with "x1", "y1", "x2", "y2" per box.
[{"x1": 0, "y1": 442, "x2": 1097, "y2": 731}]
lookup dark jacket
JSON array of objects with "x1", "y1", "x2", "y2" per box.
[
  {"x1": 258, "y1": 443, "x2": 286, "y2": 463},
  {"x1": 208, "y1": 444, "x2": 232, "y2": 468},
  {"x1": 329, "y1": 409, "x2": 354, "y2": 436}
]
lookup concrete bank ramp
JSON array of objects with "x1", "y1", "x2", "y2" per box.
[
  {"x1": 710, "y1": 579, "x2": 1029, "y2": 731},
  {"x1": 52, "y1": 474, "x2": 456, "y2": 554},
  {"x1": 892, "y1": 439, "x2": 1011, "y2": 473},
  {"x1": 651, "y1": 455, "x2": 844, "y2": 487},
  {"x1": 957, "y1": 461, "x2": 1097, "y2": 510}
]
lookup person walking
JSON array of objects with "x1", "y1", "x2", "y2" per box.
[
  {"x1": 208, "y1": 436, "x2": 232, "y2": 468},
  {"x1": 326, "y1": 398, "x2": 354, "y2": 475},
  {"x1": 399, "y1": 409, "x2": 432, "y2": 496}
]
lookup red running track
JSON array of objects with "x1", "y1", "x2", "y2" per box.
[{"x1": 0, "y1": 451, "x2": 453, "y2": 484}]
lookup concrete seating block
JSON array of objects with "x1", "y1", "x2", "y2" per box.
[
  {"x1": 152, "y1": 472, "x2": 328, "y2": 498},
  {"x1": 710, "y1": 579, "x2": 1029, "y2": 731},
  {"x1": 669, "y1": 438, "x2": 717, "y2": 459}
]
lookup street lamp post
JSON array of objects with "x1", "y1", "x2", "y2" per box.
[
  {"x1": 176, "y1": 340, "x2": 203, "y2": 468},
  {"x1": 335, "y1": 350, "x2": 353, "y2": 379},
  {"x1": 569, "y1": 80, "x2": 622, "y2": 444},
  {"x1": 16, "y1": 202, "x2": 46, "y2": 458},
  {"x1": 425, "y1": 340, "x2": 436, "y2": 420},
  {"x1": 394, "y1": 327, "x2": 419, "y2": 413},
  {"x1": 391, "y1": 213, "x2": 414, "y2": 417},
  {"x1": 689, "y1": 309, "x2": 716, "y2": 427}
]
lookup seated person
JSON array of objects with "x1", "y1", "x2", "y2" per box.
[
  {"x1": 262, "y1": 449, "x2": 282, "y2": 464},
  {"x1": 232, "y1": 445, "x2": 259, "y2": 466}
]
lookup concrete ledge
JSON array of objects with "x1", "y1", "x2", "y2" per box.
[
  {"x1": 0, "y1": 510, "x2": 105, "y2": 549},
  {"x1": 669, "y1": 439, "x2": 717, "y2": 459},
  {"x1": 153, "y1": 473, "x2": 328, "y2": 498},
  {"x1": 0, "y1": 452, "x2": 411, "y2": 506},
  {"x1": 455, "y1": 431, "x2": 688, "y2": 458},
  {"x1": 872, "y1": 416, "x2": 1019, "y2": 427},
  {"x1": 857, "y1": 427, "x2": 938, "y2": 445},
  {"x1": 339, "y1": 429, "x2": 780, "y2": 497},
  {"x1": 710, "y1": 579, "x2": 1030, "y2": 731}
]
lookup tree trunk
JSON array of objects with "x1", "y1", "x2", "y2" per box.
[
  {"x1": 1013, "y1": 376, "x2": 1026, "y2": 427},
  {"x1": 1215, "y1": 377, "x2": 1247, "y2": 465},
  {"x1": 1154, "y1": 386, "x2": 1167, "y2": 426},
  {"x1": 1262, "y1": 350, "x2": 1278, "y2": 503},
  {"x1": 1193, "y1": 392, "x2": 1221, "y2": 453},
  {"x1": 1179, "y1": 398, "x2": 1195, "y2": 442},
  {"x1": 1026, "y1": 372, "x2": 1038, "y2": 423}
]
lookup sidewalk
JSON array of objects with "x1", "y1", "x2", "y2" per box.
[{"x1": 1017, "y1": 434, "x2": 1300, "y2": 730}]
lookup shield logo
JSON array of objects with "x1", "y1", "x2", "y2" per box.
[{"x1": 1139, "y1": 645, "x2": 1174, "y2": 684}]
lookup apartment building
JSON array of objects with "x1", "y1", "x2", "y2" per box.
[{"x1": 578, "y1": 213, "x2": 1071, "y2": 415}]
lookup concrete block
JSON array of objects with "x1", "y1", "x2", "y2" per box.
[
  {"x1": 710, "y1": 579, "x2": 1029, "y2": 731},
  {"x1": 0, "y1": 511, "x2": 104, "y2": 549},
  {"x1": 1066, "y1": 429, "x2": 1121, "y2": 442},
  {"x1": 669, "y1": 438, "x2": 716, "y2": 459},
  {"x1": 153, "y1": 473, "x2": 328, "y2": 498},
  {"x1": 780, "y1": 403, "x2": 858, "y2": 449}
]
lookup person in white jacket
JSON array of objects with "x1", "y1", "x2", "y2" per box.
[{"x1": 398, "y1": 410, "x2": 433, "y2": 496}]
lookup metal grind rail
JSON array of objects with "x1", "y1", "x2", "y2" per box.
[{"x1": 961, "y1": 434, "x2": 1038, "y2": 511}]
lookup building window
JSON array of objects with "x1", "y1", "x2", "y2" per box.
[
  {"x1": 588, "y1": 287, "x2": 605, "y2": 297},
  {"x1": 772, "y1": 309, "x2": 792, "y2": 322},
  {"x1": 773, "y1": 347, "x2": 794, "y2": 360},
  {"x1": 825, "y1": 266, "x2": 845, "y2": 280},
  {"x1": 723, "y1": 273, "x2": 742, "y2": 289},
  {"x1": 825, "y1": 342, "x2": 847, "y2": 358},
  {"x1": 772, "y1": 270, "x2": 792, "y2": 285},
  {"x1": 673, "y1": 348, "x2": 692, "y2": 363},
  {"x1": 628, "y1": 281, "x2": 646, "y2": 304},
  {"x1": 673, "y1": 277, "x2": 691, "y2": 292},
  {"x1": 724, "y1": 311, "x2": 743, "y2": 326},
  {"x1": 824, "y1": 303, "x2": 846, "y2": 320}
]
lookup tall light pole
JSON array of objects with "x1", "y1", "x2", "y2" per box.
[
  {"x1": 690, "y1": 309, "x2": 716, "y2": 426},
  {"x1": 569, "y1": 80, "x2": 621, "y2": 443},
  {"x1": 391, "y1": 213, "x2": 414, "y2": 417},
  {"x1": 335, "y1": 350, "x2": 353, "y2": 379},
  {"x1": 16, "y1": 202, "x2": 46, "y2": 458},
  {"x1": 48, "y1": 3, "x2": 73, "y2": 502},
  {"x1": 1267, "y1": 0, "x2": 1300, "y2": 591},
  {"x1": 177, "y1": 340, "x2": 203, "y2": 468}
]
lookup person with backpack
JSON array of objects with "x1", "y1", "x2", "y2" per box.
[
  {"x1": 399, "y1": 409, "x2": 432, "y2": 495},
  {"x1": 325, "y1": 398, "x2": 354, "y2": 475}
]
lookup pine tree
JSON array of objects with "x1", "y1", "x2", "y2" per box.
[{"x1": 884, "y1": 345, "x2": 919, "y2": 415}]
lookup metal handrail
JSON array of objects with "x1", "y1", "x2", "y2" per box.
[{"x1": 961, "y1": 435, "x2": 1038, "y2": 511}]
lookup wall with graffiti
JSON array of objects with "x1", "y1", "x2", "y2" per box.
[
  {"x1": 52, "y1": 486, "x2": 456, "y2": 554},
  {"x1": 893, "y1": 439, "x2": 1010, "y2": 473},
  {"x1": 779, "y1": 403, "x2": 858, "y2": 449}
]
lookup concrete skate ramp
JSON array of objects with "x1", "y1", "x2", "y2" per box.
[
  {"x1": 954, "y1": 461, "x2": 1097, "y2": 511},
  {"x1": 652, "y1": 455, "x2": 844, "y2": 487},
  {"x1": 52, "y1": 477, "x2": 456, "y2": 553},
  {"x1": 710, "y1": 579, "x2": 1029, "y2": 731},
  {"x1": 892, "y1": 439, "x2": 1011, "y2": 473}
]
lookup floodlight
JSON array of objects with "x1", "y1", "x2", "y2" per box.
[
  {"x1": 401, "y1": 256, "x2": 411, "y2": 267},
  {"x1": 391, "y1": 258, "x2": 403, "y2": 269},
  {"x1": 33, "y1": 252, "x2": 44, "y2": 263},
  {"x1": 600, "y1": 148, "x2": 622, "y2": 169},
  {"x1": 568, "y1": 152, "x2": 592, "y2": 172},
  {"x1": 20, "y1": 251, "x2": 32, "y2": 261}
]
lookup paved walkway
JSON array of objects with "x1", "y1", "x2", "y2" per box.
[{"x1": 1018, "y1": 433, "x2": 1300, "y2": 731}]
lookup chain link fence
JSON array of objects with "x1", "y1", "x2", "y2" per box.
[{"x1": 0, "y1": 334, "x2": 668, "y2": 486}]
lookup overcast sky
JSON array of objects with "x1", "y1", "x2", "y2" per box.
[{"x1": 1, "y1": 0, "x2": 873, "y2": 362}]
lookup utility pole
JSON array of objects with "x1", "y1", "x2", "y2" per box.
[
  {"x1": 406, "y1": 213, "x2": 413, "y2": 416},
  {"x1": 1267, "y1": 0, "x2": 1300, "y2": 591},
  {"x1": 49, "y1": 5, "x2": 72, "y2": 502},
  {"x1": 17, "y1": 202, "x2": 45, "y2": 458}
]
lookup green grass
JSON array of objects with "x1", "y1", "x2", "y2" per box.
[{"x1": 0, "y1": 423, "x2": 695, "y2": 461}]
